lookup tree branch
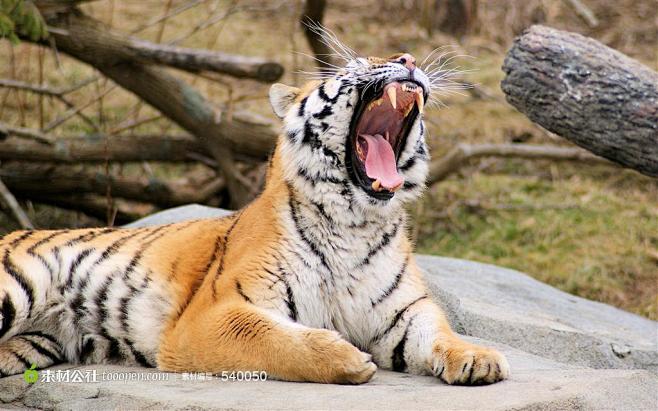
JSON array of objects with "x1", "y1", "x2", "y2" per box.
[
  {"x1": 0, "y1": 125, "x2": 272, "y2": 163},
  {"x1": 0, "y1": 163, "x2": 225, "y2": 207},
  {"x1": 501, "y1": 25, "x2": 658, "y2": 178},
  {"x1": 129, "y1": 39, "x2": 284, "y2": 82},
  {"x1": 0, "y1": 123, "x2": 53, "y2": 145},
  {"x1": 32, "y1": 10, "x2": 280, "y2": 206},
  {"x1": 428, "y1": 143, "x2": 613, "y2": 185},
  {"x1": 301, "y1": 0, "x2": 334, "y2": 69},
  {"x1": 24, "y1": 192, "x2": 155, "y2": 225},
  {"x1": 0, "y1": 177, "x2": 34, "y2": 229}
]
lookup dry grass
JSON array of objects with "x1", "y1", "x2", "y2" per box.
[{"x1": 0, "y1": 0, "x2": 656, "y2": 319}]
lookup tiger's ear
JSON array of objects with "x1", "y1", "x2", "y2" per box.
[{"x1": 269, "y1": 83, "x2": 301, "y2": 119}]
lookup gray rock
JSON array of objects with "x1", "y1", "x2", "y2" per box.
[
  {"x1": 2, "y1": 205, "x2": 657, "y2": 410},
  {"x1": 124, "y1": 204, "x2": 232, "y2": 228},
  {"x1": 420, "y1": 255, "x2": 658, "y2": 373},
  {"x1": 1, "y1": 364, "x2": 656, "y2": 410}
]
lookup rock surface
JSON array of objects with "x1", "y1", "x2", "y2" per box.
[{"x1": 2, "y1": 204, "x2": 657, "y2": 410}]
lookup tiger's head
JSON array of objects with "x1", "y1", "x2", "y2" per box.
[{"x1": 269, "y1": 35, "x2": 447, "y2": 219}]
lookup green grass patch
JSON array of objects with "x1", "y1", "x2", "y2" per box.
[{"x1": 416, "y1": 173, "x2": 658, "y2": 320}]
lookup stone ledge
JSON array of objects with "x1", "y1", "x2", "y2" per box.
[
  {"x1": 1, "y1": 363, "x2": 657, "y2": 410},
  {"x1": 2, "y1": 204, "x2": 657, "y2": 410}
]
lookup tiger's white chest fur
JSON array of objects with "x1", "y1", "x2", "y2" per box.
[
  {"x1": 262, "y1": 75, "x2": 430, "y2": 349},
  {"x1": 278, "y1": 188, "x2": 408, "y2": 348}
]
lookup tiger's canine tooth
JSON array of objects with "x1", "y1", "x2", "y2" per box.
[
  {"x1": 415, "y1": 89, "x2": 424, "y2": 114},
  {"x1": 372, "y1": 179, "x2": 382, "y2": 191},
  {"x1": 386, "y1": 87, "x2": 397, "y2": 109}
]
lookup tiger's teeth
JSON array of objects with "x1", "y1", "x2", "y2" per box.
[
  {"x1": 372, "y1": 179, "x2": 382, "y2": 191},
  {"x1": 386, "y1": 87, "x2": 397, "y2": 109},
  {"x1": 415, "y1": 89, "x2": 424, "y2": 114},
  {"x1": 367, "y1": 98, "x2": 384, "y2": 111}
]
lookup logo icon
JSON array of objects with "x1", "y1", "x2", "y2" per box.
[{"x1": 23, "y1": 364, "x2": 39, "y2": 384}]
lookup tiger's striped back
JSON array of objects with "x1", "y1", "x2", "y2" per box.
[{"x1": 0, "y1": 217, "x2": 235, "y2": 374}]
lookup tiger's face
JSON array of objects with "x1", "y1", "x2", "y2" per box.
[{"x1": 270, "y1": 51, "x2": 432, "y2": 216}]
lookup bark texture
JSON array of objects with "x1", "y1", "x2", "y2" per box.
[
  {"x1": 501, "y1": 25, "x2": 658, "y2": 178},
  {"x1": 37, "y1": 10, "x2": 279, "y2": 206}
]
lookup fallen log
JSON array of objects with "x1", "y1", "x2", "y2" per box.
[
  {"x1": 501, "y1": 25, "x2": 658, "y2": 178},
  {"x1": 0, "y1": 130, "x2": 271, "y2": 163},
  {"x1": 23, "y1": 193, "x2": 155, "y2": 225},
  {"x1": 34, "y1": 2, "x2": 283, "y2": 82},
  {"x1": 32, "y1": 5, "x2": 280, "y2": 206},
  {"x1": 130, "y1": 39, "x2": 283, "y2": 82},
  {"x1": 0, "y1": 163, "x2": 225, "y2": 207},
  {"x1": 0, "y1": 134, "x2": 203, "y2": 163}
]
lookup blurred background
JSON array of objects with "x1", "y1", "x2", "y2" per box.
[{"x1": 0, "y1": 0, "x2": 656, "y2": 319}]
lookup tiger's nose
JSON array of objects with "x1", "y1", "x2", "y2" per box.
[{"x1": 397, "y1": 53, "x2": 416, "y2": 72}]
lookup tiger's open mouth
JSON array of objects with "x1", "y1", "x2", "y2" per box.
[{"x1": 347, "y1": 80, "x2": 425, "y2": 200}]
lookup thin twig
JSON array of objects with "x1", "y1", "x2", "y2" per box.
[
  {"x1": 0, "y1": 177, "x2": 34, "y2": 229},
  {"x1": 563, "y1": 0, "x2": 599, "y2": 28},
  {"x1": 428, "y1": 143, "x2": 614, "y2": 185},
  {"x1": 43, "y1": 84, "x2": 116, "y2": 132},
  {"x1": 0, "y1": 122, "x2": 53, "y2": 144}
]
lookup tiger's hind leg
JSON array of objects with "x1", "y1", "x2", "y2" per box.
[
  {"x1": 158, "y1": 301, "x2": 377, "y2": 384},
  {"x1": 0, "y1": 332, "x2": 63, "y2": 377}
]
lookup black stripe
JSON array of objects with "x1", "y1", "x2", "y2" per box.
[
  {"x1": 416, "y1": 141, "x2": 427, "y2": 158},
  {"x1": 25, "y1": 233, "x2": 59, "y2": 282},
  {"x1": 3, "y1": 249, "x2": 35, "y2": 317},
  {"x1": 236, "y1": 281, "x2": 252, "y2": 303},
  {"x1": 211, "y1": 213, "x2": 243, "y2": 300},
  {"x1": 106, "y1": 337, "x2": 122, "y2": 361},
  {"x1": 19, "y1": 335, "x2": 62, "y2": 363},
  {"x1": 80, "y1": 337, "x2": 95, "y2": 362},
  {"x1": 66, "y1": 248, "x2": 94, "y2": 289},
  {"x1": 402, "y1": 181, "x2": 418, "y2": 190},
  {"x1": 287, "y1": 186, "x2": 330, "y2": 271},
  {"x1": 263, "y1": 267, "x2": 284, "y2": 289},
  {"x1": 286, "y1": 130, "x2": 298, "y2": 143},
  {"x1": 297, "y1": 166, "x2": 345, "y2": 185},
  {"x1": 125, "y1": 338, "x2": 152, "y2": 367},
  {"x1": 399, "y1": 156, "x2": 416, "y2": 172},
  {"x1": 391, "y1": 324, "x2": 410, "y2": 372},
  {"x1": 26, "y1": 231, "x2": 68, "y2": 254},
  {"x1": 65, "y1": 227, "x2": 116, "y2": 247},
  {"x1": 0, "y1": 294, "x2": 16, "y2": 339},
  {"x1": 11, "y1": 350, "x2": 31, "y2": 368},
  {"x1": 313, "y1": 105, "x2": 333, "y2": 119},
  {"x1": 95, "y1": 276, "x2": 114, "y2": 326},
  {"x1": 298, "y1": 96, "x2": 308, "y2": 116},
  {"x1": 93, "y1": 276, "x2": 124, "y2": 362},
  {"x1": 19, "y1": 331, "x2": 59, "y2": 346},
  {"x1": 122, "y1": 225, "x2": 173, "y2": 280},
  {"x1": 317, "y1": 82, "x2": 342, "y2": 104},
  {"x1": 311, "y1": 200, "x2": 333, "y2": 224},
  {"x1": 373, "y1": 295, "x2": 427, "y2": 343},
  {"x1": 118, "y1": 285, "x2": 139, "y2": 332},
  {"x1": 302, "y1": 121, "x2": 321, "y2": 148},
  {"x1": 94, "y1": 230, "x2": 143, "y2": 265},
  {"x1": 359, "y1": 222, "x2": 400, "y2": 266},
  {"x1": 372, "y1": 255, "x2": 409, "y2": 307},
  {"x1": 9, "y1": 231, "x2": 35, "y2": 248},
  {"x1": 284, "y1": 277, "x2": 297, "y2": 321}
]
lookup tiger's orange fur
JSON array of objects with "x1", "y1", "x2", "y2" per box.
[{"x1": 0, "y1": 50, "x2": 509, "y2": 385}]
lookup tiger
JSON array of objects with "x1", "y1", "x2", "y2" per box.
[{"x1": 0, "y1": 38, "x2": 510, "y2": 385}]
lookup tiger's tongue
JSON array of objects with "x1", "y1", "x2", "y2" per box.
[{"x1": 360, "y1": 134, "x2": 404, "y2": 190}]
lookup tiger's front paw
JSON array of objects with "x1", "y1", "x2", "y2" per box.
[
  {"x1": 431, "y1": 341, "x2": 510, "y2": 385},
  {"x1": 306, "y1": 329, "x2": 377, "y2": 384}
]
